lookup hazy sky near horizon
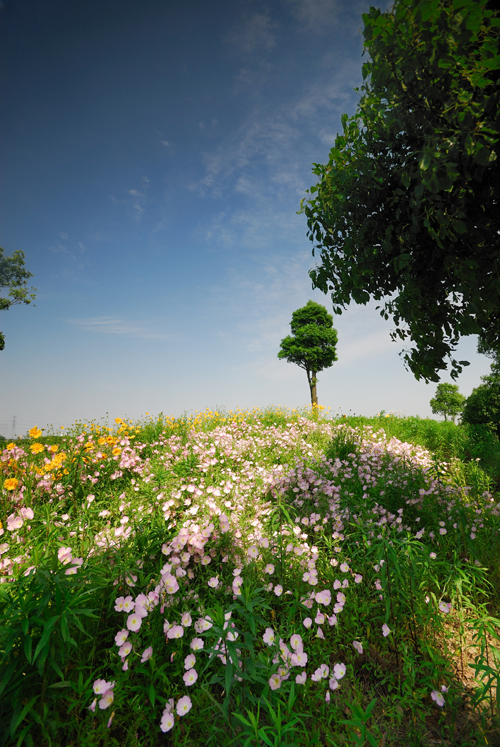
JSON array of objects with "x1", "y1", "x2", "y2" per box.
[{"x1": 0, "y1": 0, "x2": 492, "y2": 438}]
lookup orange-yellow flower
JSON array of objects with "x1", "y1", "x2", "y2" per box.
[
  {"x1": 7, "y1": 443, "x2": 15, "y2": 451},
  {"x1": 29, "y1": 427, "x2": 42, "y2": 439},
  {"x1": 115, "y1": 418, "x2": 123, "y2": 424},
  {"x1": 49, "y1": 444, "x2": 59, "y2": 453},
  {"x1": 30, "y1": 443, "x2": 44, "y2": 454},
  {"x1": 4, "y1": 478, "x2": 19, "y2": 491},
  {"x1": 112, "y1": 447, "x2": 121, "y2": 456}
]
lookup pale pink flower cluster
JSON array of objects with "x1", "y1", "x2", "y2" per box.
[
  {"x1": 89, "y1": 679, "x2": 115, "y2": 712},
  {"x1": 431, "y1": 685, "x2": 448, "y2": 707},
  {"x1": 160, "y1": 695, "x2": 193, "y2": 732},
  {"x1": 57, "y1": 545, "x2": 83, "y2": 575}
]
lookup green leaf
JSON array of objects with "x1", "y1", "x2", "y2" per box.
[
  {"x1": 32, "y1": 615, "x2": 59, "y2": 664},
  {"x1": 10, "y1": 696, "x2": 39, "y2": 736},
  {"x1": 419, "y1": 152, "x2": 431, "y2": 171}
]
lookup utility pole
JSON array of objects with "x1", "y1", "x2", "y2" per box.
[{"x1": 11, "y1": 415, "x2": 16, "y2": 440}]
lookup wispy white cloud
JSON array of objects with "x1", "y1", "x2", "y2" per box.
[
  {"x1": 285, "y1": 0, "x2": 341, "y2": 33},
  {"x1": 127, "y1": 177, "x2": 149, "y2": 221},
  {"x1": 67, "y1": 317, "x2": 170, "y2": 340},
  {"x1": 226, "y1": 11, "x2": 278, "y2": 52},
  {"x1": 192, "y1": 58, "x2": 362, "y2": 202}
]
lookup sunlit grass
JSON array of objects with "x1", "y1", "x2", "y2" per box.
[{"x1": 1, "y1": 407, "x2": 499, "y2": 746}]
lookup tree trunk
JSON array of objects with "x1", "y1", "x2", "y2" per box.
[{"x1": 311, "y1": 370, "x2": 318, "y2": 409}]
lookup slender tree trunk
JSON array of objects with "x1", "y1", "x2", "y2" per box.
[{"x1": 311, "y1": 370, "x2": 318, "y2": 409}]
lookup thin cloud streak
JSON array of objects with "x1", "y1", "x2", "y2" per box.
[{"x1": 67, "y1": 317, "x2": 170, "y2": 340}]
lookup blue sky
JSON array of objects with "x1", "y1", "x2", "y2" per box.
[{"x1": 0, "y1": 0, "x2": 492, "y2": 437}]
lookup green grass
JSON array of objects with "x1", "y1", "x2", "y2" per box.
[{"x1": 0, "y1": 408, "x2": 499, "y2": 746}]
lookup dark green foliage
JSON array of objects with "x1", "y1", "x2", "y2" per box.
[
  {"x1": 430, "y1": 383, "x2": 466, "y2": 422},
  {"x1": 462, "y1": 365, "x2": 500, "y2": 439},
  {"x1": 301, "y1": 0, "x2": 500, "y2": 383},
  {"x1": 278, "y1": 301, "x2": 338, "y2": 406},
  {"x1": 0, "y1": 247, "x2": 36, "y2": 350}
]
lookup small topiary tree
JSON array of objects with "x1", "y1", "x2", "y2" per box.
[
  {"x1": 430, "y1": 383, "x2": 466, "y2": 423},
  {"x1": 278, "y1": 300, "x2": 338, "y2": 408}
]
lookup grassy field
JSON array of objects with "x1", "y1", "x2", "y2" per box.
[{"x1": 0, "y1": 407, "x2": 499, "y2": 746}]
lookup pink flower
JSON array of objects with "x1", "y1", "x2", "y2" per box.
[
  {"x1": 316, "y1": 627, "x2": 325, "y2": 639},
  {"x1": 160, "y1": 709, "x2": 174, "y2": 732},
  {"x1": 208, "y1": 576, "x2": 219, "y2": 588},
  {"x1": 183, "y1": 668, "x2": 198, "y2": 686},
  {"x1": 303, "y1": 617, "x2": 312, "y2": 629},
  {"x1": 167, "y1": 625, "x2": 184, "y2": 639},
  {"x1": 333, "y1": 663, "x2": 346, "y2": 680},
  {"x1": 163, "y1": 574, "x2": 179, "y2": 594},
  {"x1": 264, "y1": 564, "x2": 275, "y2": 574},
  {"x1": 118, "y1": 641, "x2": 132, "y2": 657},
  {"x1": 247, "y1": 545, "x2": 259, "y2": 559},
  {"x1": 141, "y1": 646, "x2": 153, "y2": 662},
  {"x1": 325, "y1": 691, "x2": 331, "y2": 703},
  {"x1": 353, "y1": 641, "x2": 363, "y2": 654},
  {"x1": 354, "y1": 574, "x2": 363, "y2": 583},
  {"x1": 439, "y1": 601, "x2": 452, "y2": 614},
  {"x1": 290, "y1": 633, "x2": 303, "y2": 651},
  {"x1": 291, "y1": 650, "x2": 308, "y2": 667},
  {"x1": 431, "y1": 690, "x2": 445, "y2": 706},
  {"x1": 382, "y1": 624, "x2": 391, "y2": 637},
  {"x1": 184, "y1": 654, "x2": 196, "y2": 669},
  {"x1": 121, "y1": 596, "x2": 134, "y2": 612},
  {"x1": 328, "y1": 615, "x2": 337, "y2": 626},
  {"x1": 181, "y1": 612, "x2": 192, "y2": 627},
  {"x1": 263, "y1": 628, "x2": 276, "y2": 646},
  {"x1": 329, "y1": 677, "x2": 339, "y2": 691},
  {"x1": 99, "y1": 689, "x2": 114, "y2": 710},
  {"x1": 115, "y1": 629, "x2": 128, "y2": 646},
  {"x1": 274, "y1": 585, "x2": 283, "y2": 597},
  {"x1": 194, "y1": 617, "x2": 213, "y2": 633},
  {"x1": 176, "y1": 695, "x2": 192, "y2": 716},
  {"x1": 127, "y1": 613, "x2": 142, "y2": 632},
  {"x1": 93, "y1": 679, "x2": 113, "y2": 695},
  {"x1": 89, "y1": 698, "x2": 97, "y2": 712},
  {"x1": 269, "y1": 673, "x2": 281, "y2": 690},
  {"x1": 295, "y1": 671, "x2": 307, "y2": 685},
  {"x1": 7, "y1": 516, "x2": 23, "y2": 532},
  {"x1": 315, "y1": 590, "x2": 331, "y2": 605},
  {"x1": 190, "y1": 637, "x2": 204, "y2": 650},
  {"x1": 57, "y1": 546, "x2": 73, "y2": 564}
]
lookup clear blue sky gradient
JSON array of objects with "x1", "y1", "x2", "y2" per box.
[{"x1": 0, "y1": 0, "x2": 492, "y2": 437}]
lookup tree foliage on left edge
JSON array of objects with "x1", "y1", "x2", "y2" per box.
[
  {"x1": 278, "y1": 300, "x2": 338, "y2": 407},
  {"x1": 0, "y1": 247, "x2": 37, "y2": 350},
  {"x1": 301, "y1": 0, "x2": 500, "y2": 383}
]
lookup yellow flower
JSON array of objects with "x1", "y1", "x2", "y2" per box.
[
  {"x1": 7, "y1": 443, "x2": 15, "y2": 451},
  {"x1": 4, "y1": 478, "x2": 19, "y2": 491},
  {"x1": 98, "y1": 437, "x2": 106, "y2": 446},
  {"x1": 115, "y1": 418, "x2": 123, "y2": 424},
  {"x1": 29, "y1": 427, "x2": 42, "y2": 439},
  {"x1": 30, "y1": 443, "x2": 44, "y2": 454},
  {"x1": 106, "y1": 436, "x2": 116, "y2": 445},
  {"x1": 49, "y1": 445, "x2": 59, "y2": 453},
  {"x1": 112, "y1": 447, "x2": 121, "y2": 456}
]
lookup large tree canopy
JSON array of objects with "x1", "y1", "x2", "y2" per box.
[
  {"x1": 302, "y1": 0, "x2": 500, "y2": 382},
  {"x1": 0, "y1": 247, "x2": 36, "y2": 350},
  {"x1": 278, "y1": 300, "x2": 338, "y2": 407}
]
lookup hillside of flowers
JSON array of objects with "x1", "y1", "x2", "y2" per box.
[{"x1": 0, "y1": 407, "x2": 499, "y2": 746}]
